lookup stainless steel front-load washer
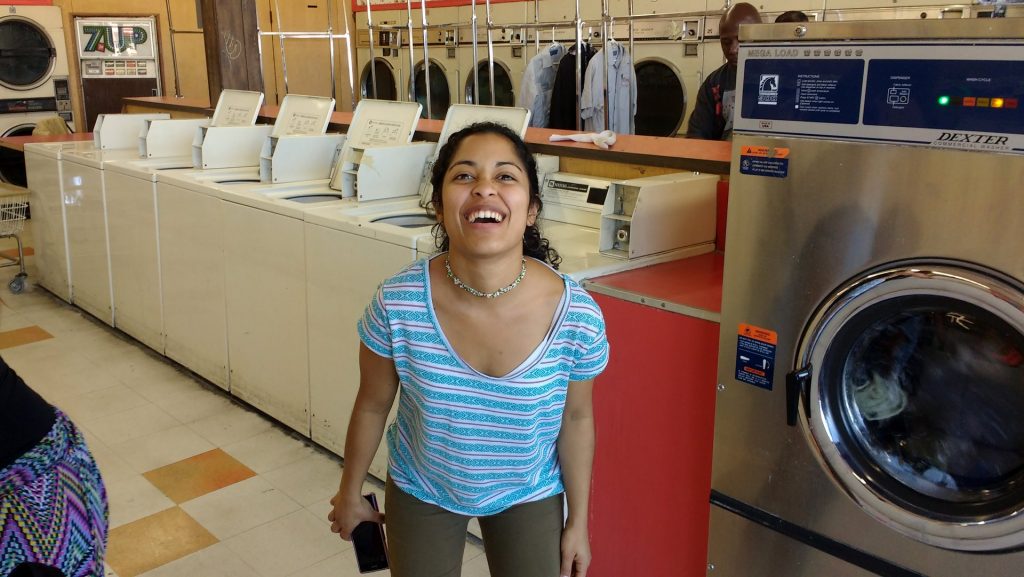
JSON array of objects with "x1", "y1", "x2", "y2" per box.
[{"x1": 710, "y1": 18, "x2": 1024, "y2": 577}]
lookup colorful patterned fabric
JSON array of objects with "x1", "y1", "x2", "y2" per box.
[
  {"x1": 1, "y1": 410, "x2": 108, "y2": 577},
  {"x1": 359, "y1": 256, "x2": 610, "y2": 516}
]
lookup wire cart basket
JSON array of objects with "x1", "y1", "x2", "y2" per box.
[{"x1": 0, "y1": 192, "x2": 30, "y2": 293}]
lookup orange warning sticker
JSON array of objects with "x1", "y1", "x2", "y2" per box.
[
  {"x1": 738, "y1": 323, "x2": 777, "y2": 345},
  {"x1": 740, "y1": 146, "x2": 789, "y2": 159}
]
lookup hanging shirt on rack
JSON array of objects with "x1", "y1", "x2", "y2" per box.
[
  {"x1": 580, "y1": 41, "x2": 636, "y2": 134},
  {"x1": 519, "y1": 43, "x2": 566, "y2": 128},
  {"x1": 548, "y1": 42, "x2": 595, "y2": 130}
]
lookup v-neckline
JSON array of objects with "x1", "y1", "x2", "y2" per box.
[{"x1": 423, "y1": 254, "x2": 569, "y2": 380}]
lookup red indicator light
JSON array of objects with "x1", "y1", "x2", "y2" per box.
[
  {"x1": 963, "y1": 97, "x2": 976, "y2": 107},
  {"x1": 1005, "y1": 98, "x2": 1019, "y2": 109}
]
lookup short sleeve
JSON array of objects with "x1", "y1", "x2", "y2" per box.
[
  {"x1": 569, "y1": 289, "x2": 610, "y2": 381},
  {"x1": 357, "y1": 284, "x2": 393, "y2": 358}
]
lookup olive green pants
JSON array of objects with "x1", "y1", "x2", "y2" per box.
[{"x1": 384, "y1": 478, "x2": 564, "y2": 577}]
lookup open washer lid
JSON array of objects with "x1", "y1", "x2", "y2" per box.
[
  {"x1": 271, "y1": 94, "x2": 335, "y2": 137},
  {"x1": 210, "y1": 89, "x2": 265, "y2": 127},
  {"x1": 344, "y1": 99, "x2": 422, "y2": 148}
]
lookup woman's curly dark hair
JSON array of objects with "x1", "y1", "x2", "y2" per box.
[{"x1": 429, "y1": 121, "x2": 561, "y2": 269}]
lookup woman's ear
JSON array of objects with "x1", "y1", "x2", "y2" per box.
[{"x1": 527, "y1": 203, "x2": 539, "y2": 227}]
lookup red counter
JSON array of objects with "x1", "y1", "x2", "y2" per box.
[{"x1": 585, "y1": 253, "x2": 723, "y2": 577}]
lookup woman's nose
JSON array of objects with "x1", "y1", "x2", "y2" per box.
[{"x1": 472, "y1": 178, "x2": 497, "y2": 196}]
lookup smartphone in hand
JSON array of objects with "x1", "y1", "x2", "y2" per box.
[{"x1": 352, "y1": 493, "x2": 389, "y2": 573}]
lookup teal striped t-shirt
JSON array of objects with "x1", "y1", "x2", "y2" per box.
[{"x1": 358, "y1": 256, "x2": 610, "y2": 516}]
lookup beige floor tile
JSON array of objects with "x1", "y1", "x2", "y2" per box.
[
  {"x1": 144, "y1": 448, "x2": 256, "y2": 504},
  {"x1": 222, "y1": 428, "x2": 317, "y2": 474},
  {"x1": 107, "y1": 507, "x2": 218, "y2": 577},
  {"x1": 262, "y1": 451, "x2": 344, "y2": 508},
  {"x1": 127, "y1": 371, "x2": 208, "y2": 407},
  {"x1": 160, "y1": 388, "x2": 236, "y2": 424},
  {"x1": 106, "y1": 474, "x2": 177, "y2": 528},
  {"x1": 137, "y1": 542, "x2": 258, "y2": 577},
  {"x1": 223, "y1": 509, "x2": 352, "y2": 577},
  {"x1": 59, "y1": 384, "x2": 152, "y2": 425},
  {"x1": 285, "y1": 549, "x2": 375, "y2": 577},
  {"x1": 81, "y1": 432, "x2": 137, "y2": 484},
  {"x1": 186, "y1": 402, "x2": 273, "y2": 447},
  {"x1": 180, "y1": 476, "x2": 302, "y2": 540},
  {"x1": 110, "y1": 425, "x2": 216, "y2": 473},
  {"x1": 83, "y1": 402, "x2": 182, "y2": 446},
  {"x1": 460, "y1": 550, "x2": 493, "y2": 577}
]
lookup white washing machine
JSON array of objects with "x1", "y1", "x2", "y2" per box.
[
  {"x1": 60, "y1": 147, "x2": 145, "y2": 325},
  {"x1": 0, "y1": 5, "x2": 69, "y2": 101},
  {"x1": 23, "y1": 141, "x2": 95, "y2": 303},
  {"x1": 155, "y1": 166, "x2": 259, "y2": 390}
]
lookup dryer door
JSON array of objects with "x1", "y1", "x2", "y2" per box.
[
  {"x1": 360, "y1": 58, "x2": 398, "y2": 101},
  {"x1": 794, "y1": 262, "x2": 1024, "y2": 552},
  {"x1": 410, "y1": 59, "x2": 451, "y2": 120},
  {"x1": 0, "y1": 16, "x2": 56, "y2": 91},
  {"x1": 464, "y1": 60, "x2": 514, "y2": 107},
  {"x1": 634, "y1": 58, "x2": 685, "y2": 136}
]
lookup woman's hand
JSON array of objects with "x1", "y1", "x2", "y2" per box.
[
  {"x1": 327, "y1": 490, "x2": 384, "y2": 540},
  {"x1": 560, "y1": 521, "x2": 591, "y2": 577}
]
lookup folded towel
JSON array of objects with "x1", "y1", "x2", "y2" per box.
[{"x1": 548, "y1": 130, "x2": 617, "y2": 150}]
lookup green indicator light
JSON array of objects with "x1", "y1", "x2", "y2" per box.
[{"x1": 938, "y1": 95, "x2": 951, "y2": 106}]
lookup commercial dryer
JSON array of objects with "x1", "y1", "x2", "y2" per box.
[{"x1": 711, "y1": 19, "x2": 1024, "y2": 577}]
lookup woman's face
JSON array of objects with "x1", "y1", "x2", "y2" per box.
[{"x1": 437, "y1": 132, "x2": 537, "y2": 258}]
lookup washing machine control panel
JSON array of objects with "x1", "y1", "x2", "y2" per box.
[{"x1": 736, "y1": 40, "x2": 1024, "y2": 154}]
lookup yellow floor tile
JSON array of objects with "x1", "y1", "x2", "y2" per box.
[
  {"x1": 107, "y1": 506, "x2": 218, "y2": 577},
  {"x1": 0, "y1": 325, "x2": 53, "y2": 350},
  {"x1": 143, "y1": 448, "x2": 257, "y2": 504}
]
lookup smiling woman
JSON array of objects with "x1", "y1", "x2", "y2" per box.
[{"x1": 329, "y1": 122, "x2": 610, "y2": 577}]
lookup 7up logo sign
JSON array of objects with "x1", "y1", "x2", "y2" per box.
[{"x1": 82, "y1": 25, "x2": 149, "y2": 53}]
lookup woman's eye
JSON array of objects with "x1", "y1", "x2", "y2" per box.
[
  {"x1": 452, "y1": 173, "x2": 473, "y2": 182},
  {"x1": 497, "y1": 173, "x2": 516, "y2": 182}
]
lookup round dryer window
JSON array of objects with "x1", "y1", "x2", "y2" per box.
[
  {"x1": 464, "y1": 61, "x2": 514, "y2": 107},
  {"x1": 360, "y1": 58, "x2": 398, "y2": 101},
  {"x1": 634, "y1": 59, "x2": 685, "y2": 137},
  {"x1": 795, "y1": 262, "x2": 1024, "y2": 552},
  {"x1": 411, "y1": 60, "x2": 450, "y2": 120},
  {"x1": 0, "y1": 17, "x2": 56, "y2": 90}
]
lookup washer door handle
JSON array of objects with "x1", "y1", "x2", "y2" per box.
[{"x1": 785, "y1": 365, "x2": 811, "y2": 426}]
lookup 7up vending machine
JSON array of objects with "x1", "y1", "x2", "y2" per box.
[{"x1": 75, "y1": 17, "x2": 161, "y2": 132}]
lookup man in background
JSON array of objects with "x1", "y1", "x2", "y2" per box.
[
  {"x1": 686, "y1": 2, "x2": 762, "y2": 140},
  {"x1": 776, "y1": 10, "x2": 810, "y2": 22}
]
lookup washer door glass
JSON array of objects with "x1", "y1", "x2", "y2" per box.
[
  {"x1": 800, "y1": 263, "x2": 1024, "y2": 551},
  {"x1": 634, "y1": 59, "x2": 685, "y2": 136},
  {"x1": 360, "y1": 59, "x2": 398, "y2": 101},
  {"x1": 0, "y1": 19, "x2": 55, "y2": 90},
  {"x1": 411, "y1": 60, "x2": 450, "y2": 120},
  {"x1": 464, "y1": 61, "x2": 514, "y2": 107}
]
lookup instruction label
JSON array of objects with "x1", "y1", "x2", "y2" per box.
[
  {"x1": 735, "y1": 323, "x2": 777, "y2": 390},
  {"x1": 739, "y1": 145, "x2": 790, "y2": 178}
]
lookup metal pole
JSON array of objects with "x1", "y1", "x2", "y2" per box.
[
  {"x1": 273, "y1": 0, "x2": 289, "y2": 96},
  {"x1": 602, "y1": 0, "x2": 610, "y2": 131},
  {"x1": 327, "y1": 0, "x2": 337, "y2": 102},
  {"x1": 485, "y1": 0, "x2": 496, "y2": 106},
  {"x1": 164, "y1": 0, "x2": 182, "y2": 97},
  {"x1": 574, "y1": 0, "x2": 582, "y2": 131},
  {"x1": 533, "y1": 0, "x2": 540, "y2": 55},
  {"x1": 471, "y1": 0, "x2": 479, "y2": 105},
  {"x1": 405, "y1": 0, "x2": 416, "y2": 112},
  {"x1": 366, "y1": 0, "x2": 378, "y2": 98},
  {"x1": 628, "y1": 0, "x2": 635, "y2": 134},
  {"x1": 419, "y1": 0, "x2": 432, "y2": 117},
  {"x1": 340, "y1": 0, "x2": 356, "y2": 106}
]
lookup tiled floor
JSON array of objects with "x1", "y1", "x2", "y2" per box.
[{"x1": 0, "y1": 222, "x2": 490, "y2": 577}]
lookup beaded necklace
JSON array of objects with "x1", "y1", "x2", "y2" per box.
[{"x1": 445, "y1": 257, "x2": 527, "y2": 299}]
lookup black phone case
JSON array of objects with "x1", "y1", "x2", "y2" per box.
[{"x1": 352, "y1": 493, "x2": 389, "y2": 573}]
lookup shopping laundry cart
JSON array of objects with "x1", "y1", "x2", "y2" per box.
[{"x1": 0, "y1": 190, "x2": 30, "y2": 293}]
